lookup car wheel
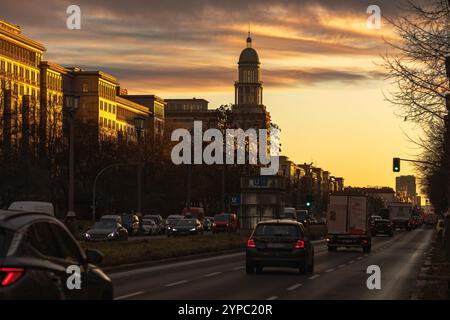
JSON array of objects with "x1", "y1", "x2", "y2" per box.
[
  {"x1": 246, "y1": 262, "x2": 255, "y2": 274},
  {"x1": 308, "y1": 254, "x2": 314, "y2": 273}
]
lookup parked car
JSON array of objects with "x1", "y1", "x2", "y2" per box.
[
  {"x1": 142, "y1": 215, "x2": 164, "y2": 234},
  {"x1": 168, "y1": 218, "x2": 203, "y2": 236},
  {"x1": 84, "y1": 220, "x2": 128, "y2": 241},
  {"x1": 0, "y1": 209, "x2": 113, "y2": 299},
  {"x1": 369, "y1": 215, "x2": 382, "y2": 232},
  {"x1": 121, "y1": 213, "x2": 140, "y2": 236},
  {"x1": 141, "y1": 218, "x2": 158, "y2": 236},
  {"x1": 165, "y1": 215, "x2": 184, "y2": 233},
  {"x1": 212, "y1": 213, "x2": 239, "y2": 233},
  {"x1": 100, "y1": 215, "x2": 122, "y2": 225},
  {"x1": 372, "y1": 219, "x2": 394, "y2": 237},
  {"x1": 203, "y1": 216, "x2": 214, "y2": 231},
  {"x1": 246, "y1": 220, "x2": 314, "y2": 274},
  {"x1": 282, "y1": 207, "x2": 297, "y2": 220}
]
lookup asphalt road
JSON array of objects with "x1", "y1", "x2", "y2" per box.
[{"x1": 110, "y1": 227, "x2": 433, "y2": 300}]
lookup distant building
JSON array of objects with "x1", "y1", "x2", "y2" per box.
[
  {"x1": 396, "y1": 175, "x2": 417, "y2": 204},
  {"x1": 164, "y1": 98, "x2": 218, "y2": 131}
]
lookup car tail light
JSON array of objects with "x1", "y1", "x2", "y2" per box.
[
  {"x1": 295, "y1": 240, "x2": 305, "y2": 249},
  {"x1": 247, "y1": 239, "x2": 256, "y2": 248},
  {"x1": 0, "y1": 268, "x2": 24, "y2": 286},
  {"x1": 361, "y1": 239, "x2": 368, "y2": 245}
]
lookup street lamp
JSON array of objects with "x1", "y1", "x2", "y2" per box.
[
  {"x1": 65, "y1": 95, "x2": 80, "y2": 219},
  {"x1": 134, "y1": 116, "x2": 145, "y2": 216}
]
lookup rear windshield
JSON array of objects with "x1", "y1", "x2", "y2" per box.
[
  {"x1": 296, "y1": 212, "x2": 307, "y2": 220},
  {"x1": 255, "y1": 224, "x2": 301, "y2": 237},
  {"x1": 214, "y1": 214, "x2": 229, "y2": 221},
  {"x1": 0, "y1": 228, "x2": 12, "y2": 257},
  {"x1": 176, "y1": 219, "x2": 196, "y2": 226}
]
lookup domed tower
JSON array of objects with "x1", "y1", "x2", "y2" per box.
[
  {"x1": 235, "y1": 33, "x2": 263, "y2": 105},
  {"x1": 232, "y1": 33, "x2": 270, "y2": 130}
]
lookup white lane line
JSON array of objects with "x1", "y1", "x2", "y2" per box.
[
  {"x1": 356, "y1": 257, "x2": 363, "y2": 260},
  {"x1": 115, "y1": 291, "x2": 145, "y2": 300},
  {"x1": 308, "y1": 274, "x2": 320, "y2": 280},
  {"x1": 348, "y1": 260, "x2": 355, "y2": 264},
  {"x1": 204, "y1": 272, "x2": 222, "y2": 277},
  {"x1": 287, "y1": 283, "x2": 303, "y2": 291},
  {"x1": 165, "y1": 280, "x2": 188, "y2": 287},
  {"x1": 233, "y1": 266, "x2": 244, "y2": 271},
  {"x1": 266, "y1": 296, "x2": 278, "y2": 300},
  {"x1": 338, "y1": 264, "x2": 346, "y2": 268},
  {"x1": 325, "y1": 268, "x2": 335, "y2": 273}
]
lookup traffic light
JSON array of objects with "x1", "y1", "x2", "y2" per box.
[
  {"x1": 306, "y1": 194, "x2": 313, "y2": 208},
  {"x1": 393, "y1": 157, "x2": 400, "y2": 172}
]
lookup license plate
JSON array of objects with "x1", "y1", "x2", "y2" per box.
[{"x1": 267, "y1": 243, "x2": 285, "y2": 248}]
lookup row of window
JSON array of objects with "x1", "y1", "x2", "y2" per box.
[
  {"x1": 0, "y1": 58, "x2": 39, "y2": 83},
  {"x1": 98, "y1": 81, "x2": 115, "y2": 100},
  {"x1": 99, "y1": 116, "x2": 136, "y2": 135},
  {"x1": 0, "y1": 38, "x2": 41, "y2": 67},
  {"x1": 1, "y1": 79, "x2": 39, "y2": 99},
  {"x1": 46, "y1": 72, "x2": 62, "y2": 91},
  {"x1": 100, "y1": 100, "x2": 115, "y2": 114}
]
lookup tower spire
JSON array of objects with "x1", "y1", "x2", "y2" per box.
[{"x1": 246, "y1": 30, "x2": 252, "y2": 48}]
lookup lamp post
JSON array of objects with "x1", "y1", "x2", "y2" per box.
[
  {"x1": 134, "y1": 116, "x2": 145, "y2": 216},
  {"x1": 65, "y1": 95, "x2": 80, "y2": 219}
]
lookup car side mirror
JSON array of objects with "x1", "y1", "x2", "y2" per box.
[{"x1": 85, "y1": 248, "x2": 103, "y2": 265}]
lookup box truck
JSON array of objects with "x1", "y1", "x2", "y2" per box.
[
  {"x1": 326, "y1": 193, "x2": 371, "y2": 253},
  {"x1": 388, "y1": 202, "x2": 412, "y2": 230}
]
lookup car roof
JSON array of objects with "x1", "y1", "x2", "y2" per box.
[
  {"x1": 257, "y1": 219, "x2": 302, "y2": 226},
  {"x1": 0, "y1": 209, "x2": 57, "y2": 230}
]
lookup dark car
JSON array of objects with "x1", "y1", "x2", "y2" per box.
[
  {"x1": 0, "y1": 209, "x2": 113, "y2": 299},
  {"x1": 246, "y1": 220, "x2": 314, "y2": 274},
  {"x1": 142, "y1": 215, "x2": 164, "y2": 234},
  {"x1": 121, "y1": 214, "x2": 140, "y2": 236},
  {"x1": 168, "y1": 218, "x2": 203, "y2": 236},
  {"x1": 165, "y1": 215, "x2": 184, "y2": 233},
  {"x1": 373, "y1": 219, "x2": 394, "y2": 237},
  {"x1": 84, "y1": 220, "x2": 128, "y2": 241}
]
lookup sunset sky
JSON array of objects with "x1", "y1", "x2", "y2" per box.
[{"x1": 2, "y1": 0, "x2": 423, "y2": 190}]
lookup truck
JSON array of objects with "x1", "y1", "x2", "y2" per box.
[
  {"x1": 388, "y1": 202, "x2": 413, "y2": 230},
  {"x1": 326, "y1": 193, "x2": 371, "y2": 253}
]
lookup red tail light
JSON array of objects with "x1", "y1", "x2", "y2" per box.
[
  {"x1": 362, "y1": 239, "x2": 368, "y2": 245},
  {"x1": 0, "y1": 268, "x2": 24, "y2": 286},
  {"x1": 295, "y1": 240, "x2": 305, "y2": 249},
  {"x1": 247, "y1": 239, "x2": 256, "y2": 248}
]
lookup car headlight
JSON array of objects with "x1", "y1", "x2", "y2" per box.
[
  {"x1": 212, "y1": 223, "x2": 216, "y2": 227},
  {"x1": 190, "y1": 228, "x2": 196, "y2": 231},
  {"x1": 84, "y1": 233, "x2": 91, "y2": 239},
  {"x1": 107, "y1": 232, "x2": 116, "y2": 238},
  {"x1": 172, "y1": 228, "x2": 177, "y2": 232}
]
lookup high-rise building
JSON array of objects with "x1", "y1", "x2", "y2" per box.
[
  {"x1": 395, "y1": 175, "x2": 417, "y2": 203},
  {"x1": 231, "y1": 34, "x2": 270, "y2": 130}
]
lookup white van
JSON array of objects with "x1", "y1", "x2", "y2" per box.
[{"x1": 8, "y1": 201, "x2": 55, "y2": 216}]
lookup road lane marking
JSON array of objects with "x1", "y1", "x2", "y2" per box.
[
  {"x1": 356, "y1": 257, "x2": 363, "y2": 260},
  {"x1": 267, "y1": 296, "x2": 278, "y2": 300},
  {"x1": 338, "y1": 264, "x2": 345, "y2": 268},
  {"x1": 287, "y1": 283, "x2": 303, "y2": 291},
  {"x1": 348, "y1": 260, "x2": 355, "y2": 264},
  {"x1": 165, "y1": 280, "x2": 188, "y2": 287},
  {"x1": 233, "y1": 266, "x2": 244, "y2": 271},
  {"x1": 115, "y1": 291, "x2": 144, "y2": 300},
  {"x1": 204, "y1": 272, "x2": 222, "y2": 277},
  {"x1": 308, "y1": 274, "x2": 320, "y2": 280},
  {"x1": 325, "y1": 268, "x2": 335, "y2": 273}
]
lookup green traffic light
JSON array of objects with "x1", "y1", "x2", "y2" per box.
[{"x1": 306, "y1": 202, "x2": 311, "y2": 207}]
